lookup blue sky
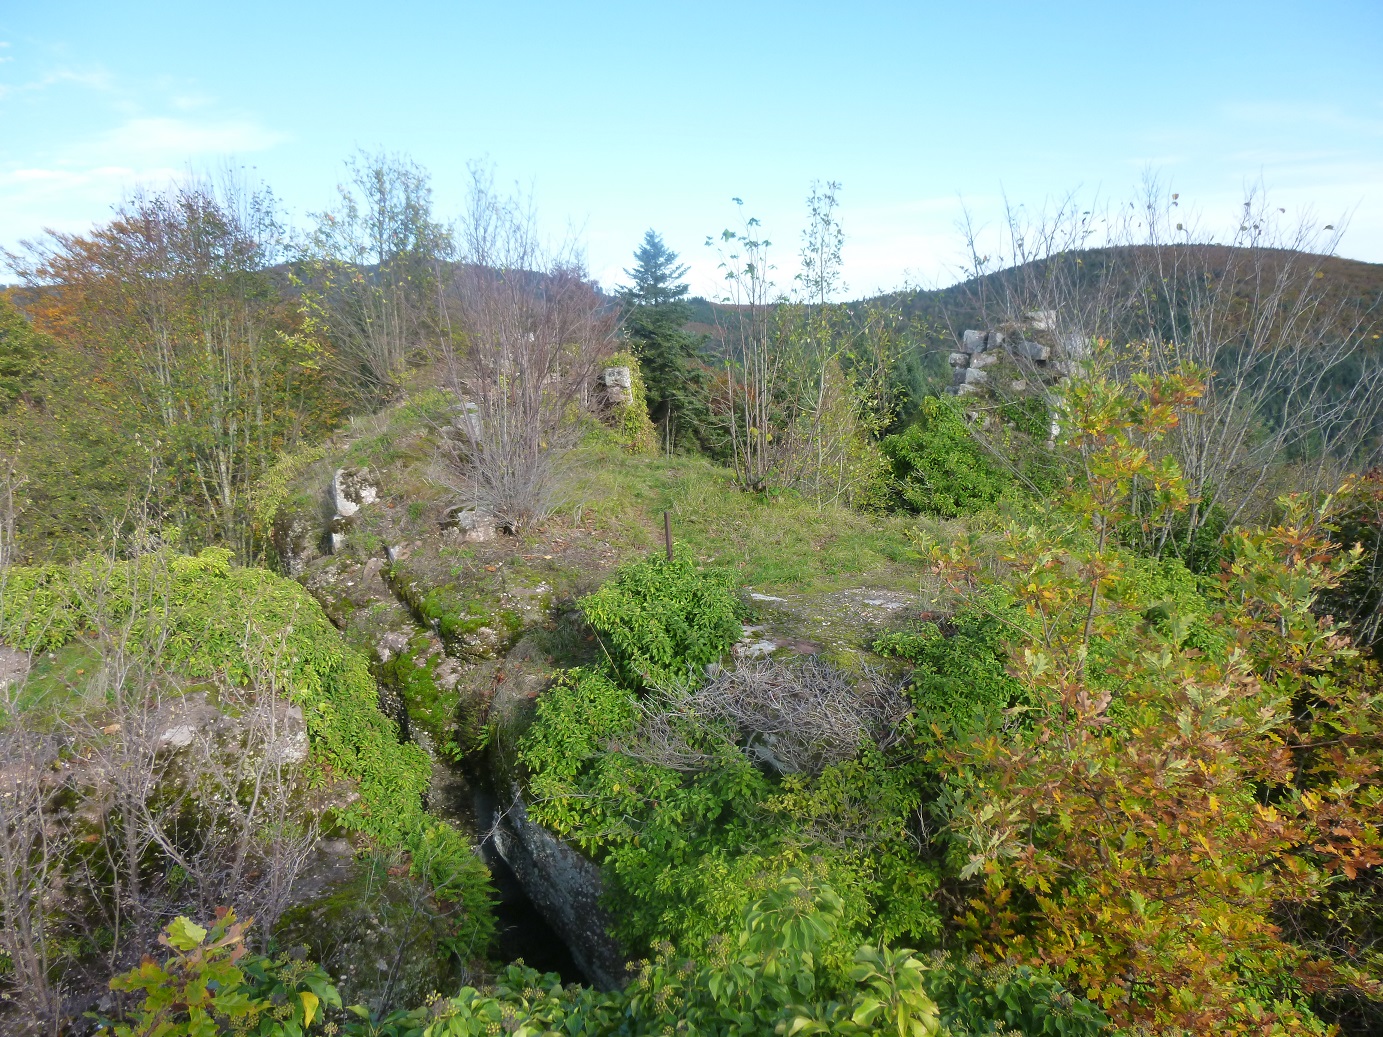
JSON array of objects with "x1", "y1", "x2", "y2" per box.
[{"x1": 2, "y1": 1, "x2": 1380, "y2": 295}]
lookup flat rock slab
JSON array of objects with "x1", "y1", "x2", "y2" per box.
[{"x1": 739, "y1": 587, "x2": 928, "y2": 661}]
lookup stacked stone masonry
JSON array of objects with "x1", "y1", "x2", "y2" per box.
[{"x1": 946, "y1": 310, "x2": 1089, "y2": 398}]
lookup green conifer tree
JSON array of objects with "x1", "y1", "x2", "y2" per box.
[{"x1": 619, "y1": 231, "x2": 701, "y2": 446}]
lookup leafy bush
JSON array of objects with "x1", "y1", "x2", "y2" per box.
[
  {"x1": 874, "y1": 611, "x2": 1025, "y2": 732},
  {"x1": 881, "y1": 397, "x2": 1016, "y2": 517},
  {"x1": 105, "y1": 878, "x2": 969, "y2": 1037},
  {"x1": 103, "y1": 909, "x2": 339, "y2": 1037},
  {"x1": 518, "y1": 666, "x2": 942, "y2": 961},
  {"x1": 923, "y1": 953, "x2": 1108, "y2": 1037},
  {"x1": 577, "y1": 554, "x2": 741, "y2": 689},
  {"x1": 916, "y1": 371, "x2": 1379, "y2": 1032}
]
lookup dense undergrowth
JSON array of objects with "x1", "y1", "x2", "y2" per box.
[{"x1": 0, "y1": 547, "x2": 495, "y2": 950}]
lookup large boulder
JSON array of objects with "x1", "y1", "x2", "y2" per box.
[
  {"x1": 490, "y1": 790, "x2": 627, "y2": 990},
  {"x1": 276, "y1": 860, "x2": 473, "y2": 1016},
  {"x1": 330, "y1": 468, "x2": 379, "y2": 553},
  {"x1": 440, "y1": 506, "x2": 496, "y2": 543}
]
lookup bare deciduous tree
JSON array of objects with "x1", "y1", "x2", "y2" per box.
[
  {"x1": 0, "y1": 552, "x2": 327, "y2": 1029},
  {"x1": 438, "y1": 168, "x2": 615, "y2": 531},
  {"x1": 951, "y1": 181, "x2": 1383, "y2": 544},
  {"x1": 708, "y1": 188, "x2": 905, "y2": 504},
  {"x1": 0, "y1": 727, "x2": 67, "y2": 1034},
  {"x1": 301, "y1": 150, "x2": 452, "y2": 405}
]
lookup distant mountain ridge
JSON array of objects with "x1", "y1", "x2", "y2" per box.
[{"x1": 684, "y1": 245, "x2": 1383, "y2": 354}]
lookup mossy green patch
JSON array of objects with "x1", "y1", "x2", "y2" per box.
[{"x1": 375, "y1": 634, "x2": 452, "y2": 745}]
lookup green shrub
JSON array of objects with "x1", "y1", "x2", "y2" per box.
[
  {"x1": 248, "y1": 442, "x2": 326, "y2": 540},
  {"x1": 875, "y1": 610, "x2": 1025, "y2": 731},
  {"x1": 518, "y1": 668, "x2": 942, "y2": 963},
  {"x1": 108, "y1": 878, "x2": 962, "y2": 1037},
  {"x1": 923, "y1": 953, "x2": 1109, "y2": 1037},
  {"x1": 881, "y1": 397, "x2": 1016, "y2": 517},
  {"x1": 577, "y1": 554, "x2": 741, "y2": 689},
  {"x1": 103, "y1": 909, "x2": 340, "y2": 1037},
  {"x1": 599, "y1": 350, "x2": 657, "y2": 453}
]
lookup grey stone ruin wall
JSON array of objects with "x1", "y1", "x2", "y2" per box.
[{"x1": 946, "y1": 311, "x2": 1090, "y2": 399}]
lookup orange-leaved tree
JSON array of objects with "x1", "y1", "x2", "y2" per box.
[{"x1": 923, "y1": 369, "x2": 1382, "y2": 1034}]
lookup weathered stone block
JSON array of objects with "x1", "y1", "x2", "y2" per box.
[
  {"x1": 971, "y1": 351, "x2": 1001, "y2": 369},
  {"x1": 441, "y1": 506, "x2": 496, "y2": 542},
  {"x1": 948, "y1": 352, "x2": 970, "y2": 367},
  {"x1": 332, "y1": 468, "x2": 378, "y2": 519},
  {"x1": 1012, "y1": 340, "x2": 1051, "y2": 362},
  {"x1": 963, "y1": 367, "x2": 989, "y2": 385},
  {"x1": 451, "y1": 401, "x2": 482, "y2": 440},
  {"x1": 961, "y1": 329, "x2": 987, "y2": 353},
  {"x1": 603, "y1": 366, "x2": 632, "y2": 389}
]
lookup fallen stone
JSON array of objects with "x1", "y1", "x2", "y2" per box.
[
  {"x1": 736, "y1": 639, "x2": 778, "y2": 659},
  {"x1": 159, "y1": 724, "x2": 197, "y2": 749},
  {"x1": 441, "y1": 507, "x2": 496, "y2": 542},
  {"x1": 1012, "y1": 339, "x2": 1051, "y2": 362},
  {"x1": 0, "y1": 646, "x2": 29, "y2": 691},
  {"x1": 451, "y1": 400, "x2": 482, "y2": 440},
  {"x1": 376, "y1": 630, "x2": 410, "y2": 662}
]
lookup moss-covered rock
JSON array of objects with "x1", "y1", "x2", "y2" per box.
[{"x1": 276, "y1": 856, "x2": 479, "y2": 1015}]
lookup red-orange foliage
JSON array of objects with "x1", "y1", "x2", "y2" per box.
[{"x1": 926, "y1": 372, "x2": 1383, "y2": 1034}]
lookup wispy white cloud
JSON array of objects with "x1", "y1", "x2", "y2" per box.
[
  {"x1": 0, "y1": 53, "x2": 287, "y2": 260},
  {"x1": 95, "y1": 115, "x2": 286, "y2": 160}
]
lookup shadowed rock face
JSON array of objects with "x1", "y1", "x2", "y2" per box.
[
  {"x1": 489, "y1": 788, "x2": 627, "y2": 991},
  {"x1": 276, "y1": 859, "x2": 470, "y2": 1016}
]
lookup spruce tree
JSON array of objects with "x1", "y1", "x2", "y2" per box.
[
  {"x1": 619, "y1": 231, "x2": 700, "y2": 445},
  {"x1": 622, "y1": 230, "x2": 689, "y2": 307}
]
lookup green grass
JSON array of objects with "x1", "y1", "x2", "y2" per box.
[
  {"x1": 569, "y1": 445, "x2": 924, "y2": 594},
  {"x1": 10, "y1": 642, "x2": 101, "y2": 716}
]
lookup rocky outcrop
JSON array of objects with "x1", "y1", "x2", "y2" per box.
[
  {"x1": 273, "y1": 511, "x2": 325, "y2": 578},
  {"x1": 489, "y1": 789, "x2": 627, "y2": 990},
  {"x1": 330, "y1": 467, "x2": 380, "y2": 553},
  {"x1": 946, "y1": 310, "x2": 1089, "y2": 399},
  {"x1": 599, "y1": 366, "x2": 633, "y2": 406}
]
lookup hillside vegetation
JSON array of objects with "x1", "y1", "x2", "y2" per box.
[{"x1": 1, "y1": 162, "x2": 1382, "y2": 1037}]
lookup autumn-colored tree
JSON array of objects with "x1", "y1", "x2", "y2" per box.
[
  {"x1": 11, "y1": 177, "x2": 340, "y2": 558},
  {"x1": 923, "y1": 369, "x2": 1383, "y2": 1033}
]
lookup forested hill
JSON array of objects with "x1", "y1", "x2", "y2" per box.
[{"x1": 686, "y1": 245, "x2": 1383, "y2": 348}]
